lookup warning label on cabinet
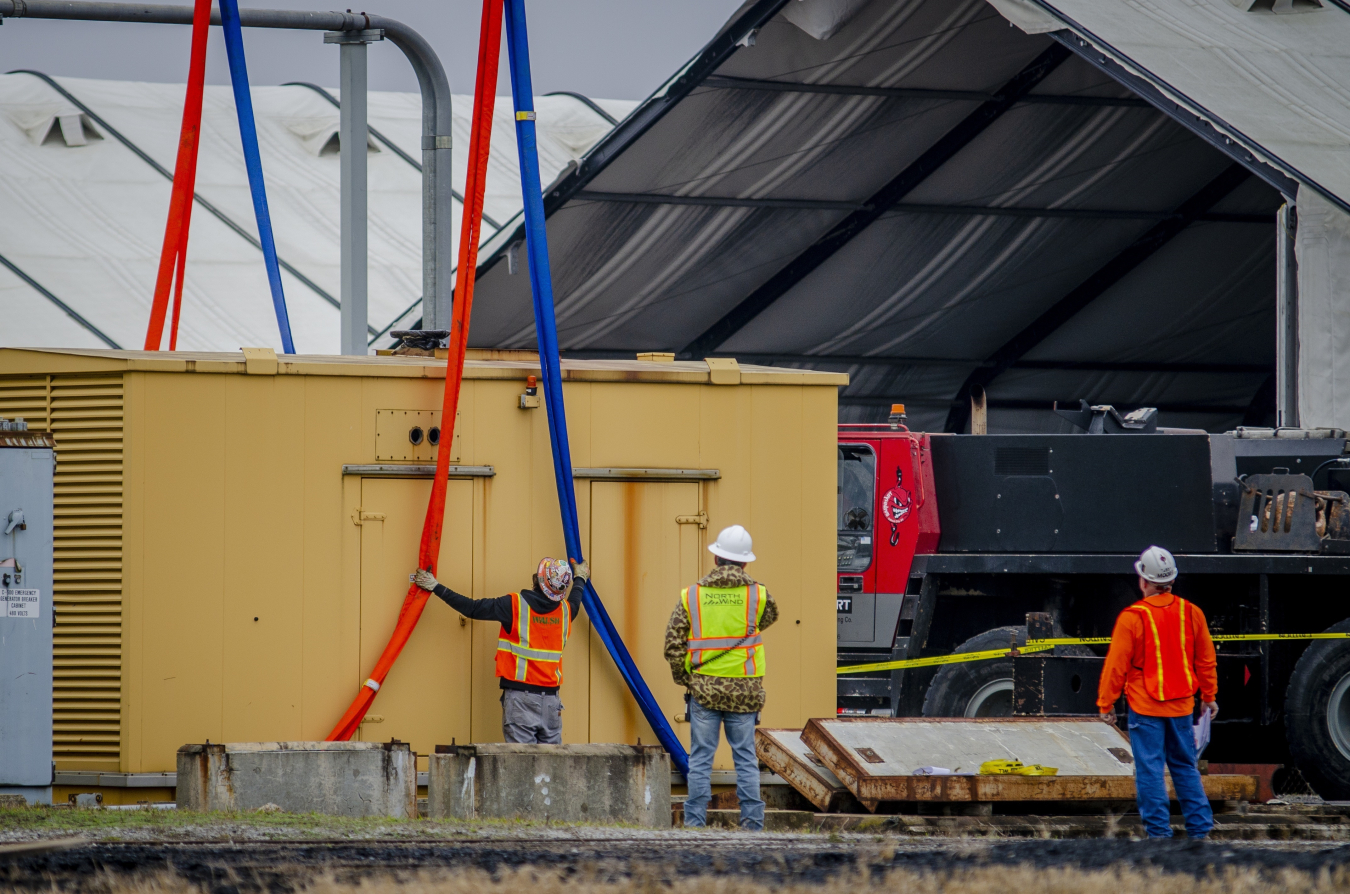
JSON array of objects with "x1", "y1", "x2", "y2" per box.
[{"x1": 2, "y1": 589, "x2": 39, "y2": 618}]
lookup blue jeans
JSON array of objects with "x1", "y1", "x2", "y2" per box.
[
  {"x1": 683, "y1": 698, "x2": 764, "y2": 830},
  {"x1": 1128, "y1": 708, "x2": 1213, "y2": 838}
]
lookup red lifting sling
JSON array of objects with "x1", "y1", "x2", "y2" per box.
[
  {"x1": 145, "y1": 0, "x2": 210, "y2": 351},
  {"x1": 325, "y1": 0, "x2": 503, "y2": 741}
]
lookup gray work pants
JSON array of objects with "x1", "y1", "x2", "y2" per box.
[{"x1": 501, "y1": 689, "x2": 563, "y2": 744}]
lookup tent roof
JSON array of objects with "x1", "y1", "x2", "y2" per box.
[
  {"x1": 467, "y1": 0, "x2": 1350, "y2": 433},
  {"x1": 0, "y1": 73, "x2": 634, "y2": 354},
  {"x1": 993, "y1": 0, "x2": 1350, "y2": 212}
]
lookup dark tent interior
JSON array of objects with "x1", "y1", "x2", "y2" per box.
[{"x1": 467, "y1": 0, "x2": 1285, "y2": 434}]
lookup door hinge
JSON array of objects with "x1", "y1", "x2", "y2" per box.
[
  {"x1": 675, "y1": 511, "x2": 708, "y2": 529},
  {"x1": 352, "y1": 509, "x2": 387, "y2": 525}
]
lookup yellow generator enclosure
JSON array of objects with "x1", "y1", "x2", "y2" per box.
[{"x1": 0, "y1": 348, "x2": 842, "y2": 779}]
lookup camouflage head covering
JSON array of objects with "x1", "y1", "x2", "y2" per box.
[{"x1": 536, "y1": 557, "x2": 572, "y2": 601}]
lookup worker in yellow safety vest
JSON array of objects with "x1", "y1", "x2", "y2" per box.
[
  {"x1": 664, "y1": 525, "x2": 778, "y2": 830},
  {"x1": 414, "y1": 557, "x2": 587, "y2": 743}
]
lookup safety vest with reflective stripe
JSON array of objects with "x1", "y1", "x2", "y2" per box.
[
  {"x1": 1130, "y1": 596, "x2": 1197, "y2": 702},
  {"x1": 495, "y1": 592, "x2": 571, "y2": 688},
  {"x1": 681, "y1": 583, "x2": 767, "y2": 678}
]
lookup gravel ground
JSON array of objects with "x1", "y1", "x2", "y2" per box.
[
  {"x1": 6, "y1": 809, "x2": 1350, "y2": 893},
  {"x1": 5, "y1": 833, "x2": 1350, "y2": 892}
]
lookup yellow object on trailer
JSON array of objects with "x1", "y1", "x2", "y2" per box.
[{"x1": 0, "y1": 347, "x2": 842, "y2": 798}]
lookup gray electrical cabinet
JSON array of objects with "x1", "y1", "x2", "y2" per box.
[{"x1": 0, "y1": 419, "x2": 55, "y2": 804}]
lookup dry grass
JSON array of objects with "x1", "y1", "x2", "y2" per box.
[{"x1": 28, "y1": 863, "x2": 1350, "y2": 894}]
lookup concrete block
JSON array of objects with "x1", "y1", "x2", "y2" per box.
[
  {"x1": 177, "y1": 741, "x2": 416, "y2": 817},
  {"x1": 428, "y1": 743, "x2": 669, "y2": 828}
]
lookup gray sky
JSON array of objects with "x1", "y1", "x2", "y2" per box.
[{"x1": 0, "y1": 1, "x2": 744, "y2": 100}]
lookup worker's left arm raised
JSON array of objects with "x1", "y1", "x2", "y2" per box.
[{"x1": 566, "y1": 559, "x2": 590, "y2": 620}]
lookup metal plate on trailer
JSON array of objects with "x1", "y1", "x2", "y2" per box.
[
  {"x1": 754, "y1": 728, "x2": 854, "y2": 813},
  {"x1": 799, "y1": 717, "x2": 1257, "y2": 810},
  {"x1": 803, "y1": 717, "x2": 1134, "y2": 779}
]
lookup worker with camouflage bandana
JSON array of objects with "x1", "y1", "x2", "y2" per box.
[
  {"x1": 415, "y1": 556, "x2": 587, "y2": 743},
  {"x1": 665, "y1": 525, "x2": 778, "y2": 830}
]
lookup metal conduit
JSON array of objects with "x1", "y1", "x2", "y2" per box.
[
  {"x1": 9, "y1": 69, "x2": 377, "y2": 336},
  {"x1": 544, "y1": 90, "x2": 618, "y2": 126},
  {"x1": 0, "y1": 1, "x2": 455, "y2": 331},
  {"x1": 283, "y1": 80, "x2": 504, "y2": 231},
  {"x1": 0, "y1": 250, "x2": 121, "y2": 348}
]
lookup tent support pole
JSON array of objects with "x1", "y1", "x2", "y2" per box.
[{"x1": 1277, "y1": 203, "x2": 1299, "y2": 428}]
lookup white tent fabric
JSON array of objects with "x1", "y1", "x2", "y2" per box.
[
  {"x1": 1297, "y1": 187, "x2": 1350, "y2": 430},
  {"x1": 0, "y1": 74, "x2": 635, "y2": 354},
  {"x1": 986, "y1": 0, "x2": 1350, "y2": 430},
  {"x1": 990, "y1": 0, "x2": 1350, "y2": 212}
]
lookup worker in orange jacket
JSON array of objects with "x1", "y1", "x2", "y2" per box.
[
  {"x1": 414, "y1": 557, "x2": 587, "y2": 744},
  {"x1": 1098, "y1": 545, "x2": 1219, "y2": 839}
]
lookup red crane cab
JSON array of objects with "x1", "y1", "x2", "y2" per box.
[{"x1": 837, "y1": 405, "x2": 939, "y2": 653}]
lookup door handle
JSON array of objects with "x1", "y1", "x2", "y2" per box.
[{"x1": 351, "y1": 509, "x2": 387, "y2": 525}]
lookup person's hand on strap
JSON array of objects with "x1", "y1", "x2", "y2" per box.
[
  {"x1": 570, "y1": 559, "x2": 590, "y2": 584},
  {"x1": 413, "y1": 569, "x2": 439, "y2": 592}
]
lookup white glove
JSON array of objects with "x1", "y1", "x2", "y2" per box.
[
  {"x1": 413, "y1": 568, "x2": 438, "y2": 592},
  {"x1": 570, "y1": 559, "x2": 590, "y2": 584}
]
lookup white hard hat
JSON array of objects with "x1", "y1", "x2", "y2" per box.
[
  {"x1": 709, "y1": 524, "x2": 756, "y2": 563},
  {"x1": 1135, "y1": 545, "x2": 1178, "y2": 584}
]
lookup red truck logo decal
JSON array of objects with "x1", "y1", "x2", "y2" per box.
[{"x1": 882, "y1": 467, "x2": 913, "y2": 546}]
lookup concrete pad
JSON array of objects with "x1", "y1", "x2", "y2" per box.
[
  {"x1": 427, "y1": 743, "x2": 670, "y2": 828},
  {"x1": 176, "y1": 742, "x2": 416, "y2": 817}
]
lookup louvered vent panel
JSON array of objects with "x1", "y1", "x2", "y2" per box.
[
  {"x1": 0, "y1": 377, "x2": 50, "y2": 429},
  {"x1": 0, "y1": 375, "x2": 123, "y2": 769},
  {"x1": 51, "y1": 377, "x2": 124, "y2": 769}
]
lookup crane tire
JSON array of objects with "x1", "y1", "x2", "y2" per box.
[
  {"x1": 1285, "y1": 619, "x2": 1350, "y2": 800},
  {"x1": 922, "y1": 626, "x2": 1024, "y2": 718},
  {"x1": 920, "y1": 625, "x2": 1096, "y2": 719}
]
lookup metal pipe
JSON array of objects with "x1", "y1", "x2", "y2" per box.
[
  {"x1": 341, "y1": 35, "x2": 369, "y2": 355},
  {"x1": 0, "y1": 0, "x2": 453, "y2": 334},
  {"x1": 328, "y1": 30, "x2": 381, "y2": 355},
  {"x1": 286, "y1": 77, "x2": 512, "y2": 345},
  {"x1": 283, "y1": 80, "x2": 504, "y2": 228}
]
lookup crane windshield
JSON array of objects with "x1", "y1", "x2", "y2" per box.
[{"x1": 838, "y1": 444, "x2": 875, "y2": 572}]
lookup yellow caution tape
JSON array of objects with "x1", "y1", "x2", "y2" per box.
[
  {"x1": 837, "y1": 632, "x2": 1350, "y2": 675},
  {"x1": 838, "y1": 643, "x2": 1055, "y2": 675},
  {"x1": 1212, "y1": 633, "x2": 1350, "y2": 642}
]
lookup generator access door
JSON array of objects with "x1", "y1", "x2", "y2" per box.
[
  {"x1": 357, "y1": 477, "x2": 474, "y2": 755},
  {"x1": 586, "y1": 480, "x2": 703, "y2": 757}
]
